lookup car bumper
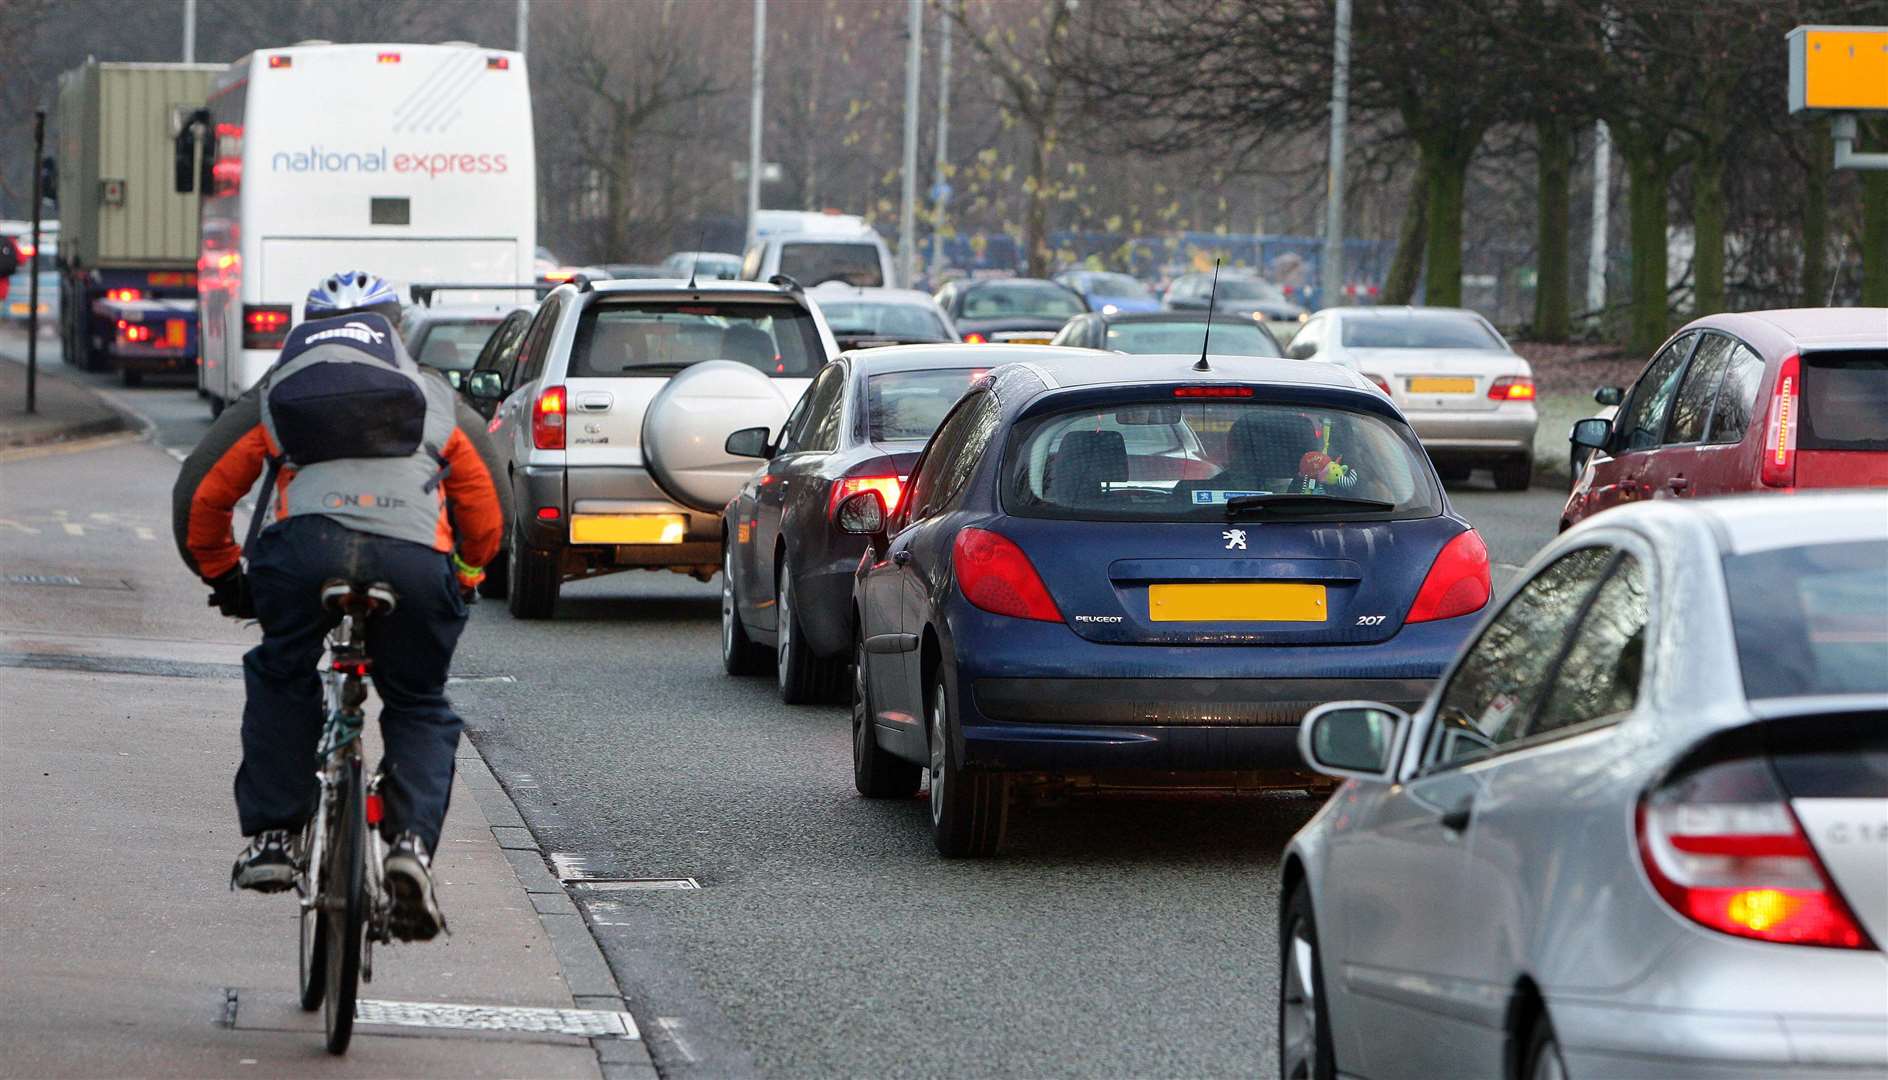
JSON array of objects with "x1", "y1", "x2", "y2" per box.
[
  {"x1": 1406, "y1": 407, "x2": 1538, "y2": 456},
  {"x1": 1553, "y1": 997, "x2": 1888, "y2": 1078},
  {"x1": 945, "y1": 607, "x2": 1473, "y2": 773},
  {"x1": 519, "y1": 464, "x2": 722, "y2": 557}
]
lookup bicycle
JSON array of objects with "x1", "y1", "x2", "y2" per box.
[{"x1": 295, "y1": 578, "x2": 399, "y2": 1055}]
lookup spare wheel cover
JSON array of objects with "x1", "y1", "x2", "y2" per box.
[{"x1": 642, "y1": 360, "x2": 792, "y2": 513}]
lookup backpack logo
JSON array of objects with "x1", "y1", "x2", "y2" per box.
[
  {"x1": 306, "y1": 320, "x2": 388, "y2": 346},
  {"x1": 322, "y1": 491, "x2": 409, "y2": 510}
]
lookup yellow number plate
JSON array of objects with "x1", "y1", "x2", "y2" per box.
[
  {"x1": 569, "y1": 513, "x2": 687, "y2": 545},
  {"x1": 1408, "y1": 376, "x2": 1476, "y2": 394},
  {"x1": 1008, "y1": 337, "x2": 1051, "y2": 345},
  {"x1": 1147, "y1": 583, "x2": 1328, "y2": 622}
]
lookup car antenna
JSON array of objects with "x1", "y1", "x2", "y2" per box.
[
  {"x1": 1194, "y1": 258, "x2": 1221, "y2": 372},
  {"x1": 686, "y1": 230, "x2": 706, "y2": 289}
]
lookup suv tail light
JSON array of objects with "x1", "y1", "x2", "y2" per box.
[
  {"x1": 1405, "y1": 529, "x2": 1491, "y2": 623},
  {"x1": 1488, "y1": 376, "x2": 1536, "y2": 401},
  {"x1": 1638, "y1": 757, "x2": 1868, "y2": 949},
  {"x1": 1761, "y1": 353, "x2": 1800, "y2": 488},
  {"x1": 532, "y1": 385, "x2": 567, "y2": 450},
  {"x1": 831, "y1": 474, "x2": 903, "y2": 520},
  {"x1": 1364, "y1": 373, "x2": 1392, "y2": 395},
  {"x1": 106, "y1": 287, "x2": 144, "y2": 303},
  {"x1": 242, "y1": 304, "x2": 291, "y2": 350},
  {"x1": 952, "y1": 527, "x2": 1061, "y2": 622}
]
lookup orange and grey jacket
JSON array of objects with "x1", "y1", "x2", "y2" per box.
[{"x1": 171, "y1": 364, "x2": 509, "y2": 587}]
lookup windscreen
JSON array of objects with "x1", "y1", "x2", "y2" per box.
[
  {"x1": 1342, "y1": 315, "x2": 1502, "y2": 350},
  {"x1": 1084, "y1": 273, "x2": 1151, "y2": 298},
  {"x1": 415, "y1": 320, "x2": 503, "y2": 371},
  {"x1": 1105, "y1": 320, "x2": 1279, "y2": 357},
  {"x1": 821, "y1": 302, "x2": 952, "y2": 342},
  {"x1": 1216, "y1": 278, "x2": 1286, "y2": 303},
  {"x1": 1724, "y1": 540, "x2": 1888, "y2": 698},
  {"x1": 962, "y1": 282, "x2": 1085, "y2": 319},
  {"x1": 570, "y1": 301, "x2": 824, "y2": 378},
  {"x1": 1003, "y1": 398, "x2": 1438, "y2": 522},
  {"x1": 779, "y1": 242, "x2": 884, "y2": 287},
  {"x1": 1801, "y1": 351, "x2": 1888, "y2": 451},
  {"x1": 865, "y1": 369, "x2": 984, "y2": 441}
]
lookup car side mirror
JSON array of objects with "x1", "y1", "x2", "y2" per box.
[
  {"x1": 1288, "y1": 341, "x2": 1317, "y2": 360},
  {"x1": 725, "y1": 425, "x2": 773, "y2": 459},
  {"x1": 1570, "y1": 417, "x2": 1611, "y2": 451},
  {"x1": 1594, "y1": 385, "x2": 1624, "y2": 407},
  {"x1": 835, "y1": 490, "x2": 887, "y2": 539},
  {"x1": 1299, "y1": 702, "x2": 1409, "y2": 781},
  {"x1": 466, "y1": 370, "x2": 505, "y2": 401}
]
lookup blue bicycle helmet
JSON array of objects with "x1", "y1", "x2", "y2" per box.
[{"x1": 305, "y1": 270, "x2": 401, "y2": 322}]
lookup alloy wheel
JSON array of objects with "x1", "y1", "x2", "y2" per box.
[
  {"x1": 721, "y1": 550, "x2": 738, "y2": 662},
  {"x1": 1529, "y1": 1036, "x2": 1567, "y2": 1080},
  {"x1": 929, "y1": 682, "x2": 948, "y2": 826},
  {"x1": 1279, "y1": 919, "x2": 1319, "y2": 1079},
  {"x1": 852, "y1": 641, "x2": 870, "y2": 768},
  {"x1": 775, "y1": 572, "x2": 794, "y2": 690}
]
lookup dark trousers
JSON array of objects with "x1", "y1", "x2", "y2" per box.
[{"x1": 235, "y1": 515, "x2": 469, "y2": 852}]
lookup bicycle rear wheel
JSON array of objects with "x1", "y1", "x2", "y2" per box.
[
  {"x1": 298, "y1": 811, "x2": 327, "y2": 1011},
  {"x1": 322, "y1": 755, "x2": 365, "y2": 1054}
]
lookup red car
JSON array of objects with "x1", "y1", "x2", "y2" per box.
[{"x1": 1563, "y1": 308, "x2": 1888, "y2": 529}]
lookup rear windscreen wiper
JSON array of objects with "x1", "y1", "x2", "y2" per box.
[{"x1": 1224, "y1": 493, "x2": 1396, "y2": 518}]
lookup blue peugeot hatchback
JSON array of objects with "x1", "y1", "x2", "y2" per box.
[{"x1": 837, "y1": 352, "x2": 1494, "y2": 856}]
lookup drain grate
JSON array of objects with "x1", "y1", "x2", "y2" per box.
[
  {"x1": 569, "y1": 877, "x2": 701, "y2": 891},
  {"x1": 353, "y1": 999, "x2": 639, "y2": 1039}
]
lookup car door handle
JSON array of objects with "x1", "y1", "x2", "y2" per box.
[
  {"x1": 892, "y1": 550, "x2": 912, "y2": 566},
  {"x1": 575, "y1": 392, "x2": 613, "y2": 412},
  {"x1": 1439, "y1": 803, "x2": 1472, "y2": 832},
  {"x1": 1667, "y1": 476, "x2": 1690, "y2": 492}
]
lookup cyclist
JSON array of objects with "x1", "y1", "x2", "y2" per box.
[{"x1": 172, "y1": 270, "x2": 507, "y2": 940}]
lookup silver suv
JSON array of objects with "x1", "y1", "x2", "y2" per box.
[{"x1": 467, "y1": 277, "x2": 836, "y2": 618}]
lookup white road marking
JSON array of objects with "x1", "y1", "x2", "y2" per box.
[
  {"x1": 61, "y1": 522, "x2": 84, "y2": 537},
  {"x1": 655, "y1": 1017, "x2": 699, "y2": 1063}
]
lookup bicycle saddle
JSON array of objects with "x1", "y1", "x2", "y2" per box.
[{"x1": 319, "y1": 579, "x2": 399, "y2": 616}]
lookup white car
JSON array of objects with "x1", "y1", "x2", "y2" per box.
[
  {"x1": 741, "y1": 213, "x2": 897, "y2": 289},
  {"x1": 1288, "y1": 307, "x2": 1538, "y2": 490},
  {"x1": 806, "y1": 283, "x2": 959, "y2": 348},
  {"x1": 463, "y1": 276, "x2": 837, "y2": 619}
]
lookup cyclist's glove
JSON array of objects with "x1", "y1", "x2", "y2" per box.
[{"x1": 206, "y1": 567, "x2": 255, "y2": 619}]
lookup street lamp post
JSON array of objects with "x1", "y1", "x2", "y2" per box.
[
  {"x1": 1320, "y1": 0, "x2": 1352, "y2": 309},
  {"x1": 899, "y1": 0, "x2": 923, "y2": 289},
  {"x1": 746, "y1": 0, "x2": 766, "y2": 253},
  {"x1": 931, "y1": 9, "x2": 952, "y2": 281}
]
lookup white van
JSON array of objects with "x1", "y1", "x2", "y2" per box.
[{"x1": 740, "y1": 210, "x2": 896, "y2": 289}]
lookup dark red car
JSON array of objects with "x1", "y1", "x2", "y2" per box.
[{"x1": 1562, "y1": 309, "x2": 1888, "y2": 530}]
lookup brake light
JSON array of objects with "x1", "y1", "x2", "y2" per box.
[
  {"x1": 487, "y1": 55, "x2": 511, "y2": 70},
  {"x1": 952, "y1": 527, "x2": 1061, "y2": 622},
  {"x1": 1364, "y1": 374, "x2": 1391, "y2": 395},
  {"x1": 963, "y1": 332, "x2": 987, "y2": 344},
  {"x1": 242, "y1": 304, "x2": 291, "y2": 349},
  {"x1": 14, "y1": 239, "x2": 33, "y2": 258},
  {"x1": 832, "y1": 474, "x2": 903, "y2": 519},
  {"x1": 365, "y1": 792, "x2": 384, "y2": 826},
  {"x1": 1173, "y1": 385, "x2": 1254, "y2": 398},
  {"x1": 1638, "y1": 758, "x2": 1868, "y2": 949},
  {"x1": 377, "y1": 51, "x2": 401, "y2": 64},
  {"x1": 1761, "y1": 354, "x2": 1800, "y2": 488},
  {"x1": 1488, "y1": 376, "x2": 1536, "y2": 401},
  {"x1": 1404, "y1": 529, "x2": 1491, "y2": 623},
  {"x1": 532, "y1": 386, "x2": 566, "y2": 450},
  {"x1": 107, "y1": 287, "x2": 143, "y2": 303},
  {"x1": 267, "y1": 55, "x2": 292, "y2": 69},
  {"x1": 116, "y1": 319, "x2": 152, "y2": 343},
  {"x1": 536, "y1": 506, "x2": 561, "y2": 521}
]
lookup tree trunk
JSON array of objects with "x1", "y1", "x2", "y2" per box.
[
  {"x1": 1691, "y1": 149, "x2": 1726, "y2": 316},
  {"x1": 1381, "y1": 157, "x2": 1429, "y2": 306},
  {"x1": 1421, "y1": 136, "x2": 1473, "y2": 308},
  {"x1": 1625, "y1": 145, "x2": 1672, "y2": 354},
  {"x1": 1864, "y1": 166, "x2": 1888, "y2": 306},
  {"x1": 608, "y1": 108, "x2": 633, "y2": 257},
  {"x1": 1024, "y1": 125, "x2": 1051, "y2": 277},
  {"x1": 1801, "y1": 124, "x2": 1829, "y2": 306},
  {"x1": 1533, "y1": 115, "x2": 1573, "y2": 341}
]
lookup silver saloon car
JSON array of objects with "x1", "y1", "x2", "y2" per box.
[{"x1": 1278, "y1": 491, "x2": 1887, "y2": 1080}]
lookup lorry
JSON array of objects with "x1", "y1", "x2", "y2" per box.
[{"x1": 55, "y1": 60, "x2": 219, "y2": 385}]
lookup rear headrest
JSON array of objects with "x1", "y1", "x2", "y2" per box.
[
  {"x1": 1225, "y1": 413, "x2": 1316, "y2": 481},
  {"x1": 1046, "y1": 429, "x2": 1129, "y2": 506},
  {"x1": 722, "y1": 325, "x2": 775, "y2": 365}
]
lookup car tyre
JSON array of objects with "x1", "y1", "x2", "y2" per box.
[
  {"x1": 120, "y1": 367, "x2": 143, "y2": 388},
  {"x1": 1494, "y1": 454, "x2": 1533, "y2": 492},
  {"x1": 721, "y1": 543, "x2": 767, "y2": 676},
  {"x1": 1278, "y1": 881, "x2": 1336, "y2": 1080},
  {"x1": 208, "y1": 395, "x2": 225, "y2": 419},
  {"x1": 927, "y1": 675, "x2": 1007, "y2": 858},
  {"x1": 775, "y1": 564, "x2": 843, "y2": 704},
  {"x1": 1522, "y1": 1010, "x2": 1568, "y2": 1080},
  {"x1": 505, "y1": 518, "x2": 559, "y2": 620},
  {"x1": 853, "y1": 633, "x2": 920, "y2": 798}
]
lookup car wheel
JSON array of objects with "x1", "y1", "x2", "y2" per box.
[
  {"x1": 721, "y1": 543, "x2": 767, "y2": 676},
  {"x1": 1435, "y1": 463, "x2": 1471, "y2": 486},
  {"x1": 1494, "y1": 454, "x2": 1533, "y2": 492},
  {"x1": 208, "y1": 395, "x2": 225, "y2": 419},
  {"x1": 120, "y1": 368, "x2": 143, "y2": 388},
  {"x1": 927, "y1": 676, "x2": 1007, "y2": 858},
  {"x1": 1523, "y1": 1011, "x2": 1567, "y2": 1080},
  {"x1": 1278, "y1": 881, "x2": 1336, "y2": 1080},
  {"x1": 853, "y1": 633, "x2": 921, "y2": 798},
  {"x1": 505, "y1": 517, "x2": 559, "y2": 620},
  {"x1": 774, "y1": 564, "x2": 843, "y2": 704}
]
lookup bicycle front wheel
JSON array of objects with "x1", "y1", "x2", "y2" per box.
[{"x1": 322, "y1": 755, "x2": 365, "y2": 1055}]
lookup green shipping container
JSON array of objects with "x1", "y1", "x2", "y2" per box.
[{"x1": 55, "y1": 60, "x2": 220, "y2": 270}]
